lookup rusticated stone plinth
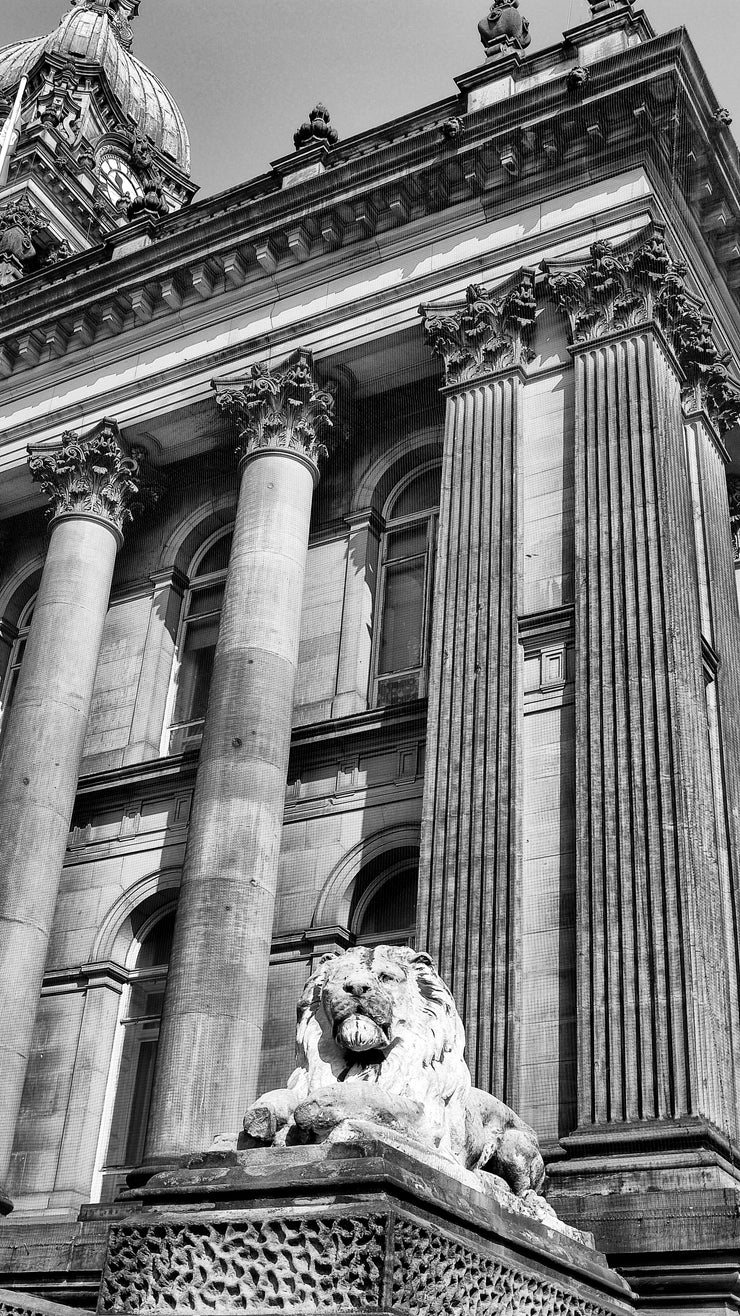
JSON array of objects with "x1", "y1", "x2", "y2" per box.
[{"x1": 98, "y1": 1144, "x2": 635, "y2": 1316}]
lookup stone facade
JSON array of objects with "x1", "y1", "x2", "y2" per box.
[{"x1": 0, "y1": 1, "x2": 740, "y2": 1313}]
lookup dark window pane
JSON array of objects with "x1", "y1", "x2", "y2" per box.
[
  {"x1": 378, "y1": 558, "x2": 425, "y2": 674},
  {"x1": 358, "y1": 870, "x2": 418, "y2": 936},
  {"x1": 123, "y1": 1039, "x2": 158, "y2": 1166},
  {"x1": 135, "y1": 910, "x2": 176, "y2": 970},
  {"x1": 172, "y1": 615, "x2": 220, "y2": 723},
  {"x1": 386, "y1": 524, "x2": 427, "y2": 561},
  {"x1": 388, "y1": 467, "x2": 441, "y2": 520},
  {"x1": 193, "y1": 534, "x2": 232, "y2": 578},
  {"x1": 187, "y1": 582, "x2": 226, "y2": 618}
]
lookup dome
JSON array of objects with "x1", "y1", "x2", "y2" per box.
[{"x1": 0, "y1": 7, "x2": 190, "y2": 174}]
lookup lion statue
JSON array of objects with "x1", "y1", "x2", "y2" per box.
[{"x1": 243, "y1": 944, "x2": 546, "y2": 1204}]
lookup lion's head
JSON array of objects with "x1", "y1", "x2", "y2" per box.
[{"x1": 288, "y1": 944, "x2": 472, "y2": 1162}]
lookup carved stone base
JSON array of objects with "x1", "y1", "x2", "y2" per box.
[{"x1": 98, "y1": 1142, "x2": 635, "y2": 1316}]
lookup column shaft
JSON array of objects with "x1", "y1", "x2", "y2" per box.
[
  {"x1": 145, "y1": 448, "x2": 316, "y2": 1160},
  {"x1": 573, "y1": 328, "x2": 737, "y2": 1134},
  {"x1": 0, "y1": 513, "x2": 119, "y2": 1192},
  {"x1": 417, "y1": 372, "x2": 521, "y2": 1098}
]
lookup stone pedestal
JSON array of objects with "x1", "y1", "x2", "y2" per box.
[{"x1": 98, "y1": 1144, "x2": 635, "y2": 1316}]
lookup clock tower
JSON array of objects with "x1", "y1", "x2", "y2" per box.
[{"x1": 0, "y1": 0, "x2": 196, "y2": 285}]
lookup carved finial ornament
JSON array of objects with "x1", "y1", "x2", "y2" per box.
[
  {"x1": 419, "y1": 272, "x2": 537, "y2": 387},
  {"x1": 293, "y1": 105, "x2": 339, "y2": 153},
  {"x1": 478, "y1": 1, "x2": 531, "y2": 56},
  {"x1": 212, "y1": 351, "x2": 335, "y2": 467},
  {"x1": 544, "y1": 227, "x2": 740, "y2": 433},
  {"x1": 69, "y1": 0, "x2": 139, "y2": 51},
  {"x1": 27, "y1": 419, "x2": 142, "y2": 537}
]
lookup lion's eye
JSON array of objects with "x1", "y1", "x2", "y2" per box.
[{"x1": 378, "y1": 973, "x2": 393, "y2": 984}]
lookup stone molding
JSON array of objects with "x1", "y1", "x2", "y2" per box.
[
  {"x1": 419, "y1": 270, "x2": 537, "y2": 386},
  {"x1": 27, "y1": 418, "x2": 141, "y2": 537},
  {"x1": 728, "y1": 474, "x2": 740, "y2": 564},
  {"x1": 544, "y1": 226, "x2": 740, "y2": 434},
  {"x1": 0, "y1": 31, "x2": 736, "y2": 382},
  {"x1": 212, "y1": 350, "x2": 335, "y2": 467}
]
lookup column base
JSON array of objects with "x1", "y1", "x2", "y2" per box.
[
  {"x1": 548, "y1": 1119, "x2": 740, "y2": 1313},
  {"x1": 125, "y1": 1157, "x2": 181, "y2": 1191}
]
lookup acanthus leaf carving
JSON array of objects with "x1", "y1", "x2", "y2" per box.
[
  {"x1": 419, "y1": 271, "x2": 537, "y2": 387},
  {"x1": 212, "y1": 350, "x2": 335, "y2": 466},
  {"x1": 545, "y1": 226, "x2": 740, "y2": 434},
  {"x1": 27, "y1": 418, "x2": 143, "y2": 535}
]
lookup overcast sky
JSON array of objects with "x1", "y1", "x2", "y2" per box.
[{"x1": 1, "y1": 0, "x2": 739, "y2": 201}]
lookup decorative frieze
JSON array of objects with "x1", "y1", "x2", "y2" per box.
[
  {"x1": 27, "y1": 419, "x2": 141, "y2": 534},
  {"x1": 419, "y1": 272, "x2": 537, "y2": 387},
  {"x1": 213, "y1": 350, "x2": 335, "y2": 465}
]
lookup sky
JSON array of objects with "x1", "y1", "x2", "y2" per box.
[{"x1": 1, "y1": 0, "x2": 739, "y2": 201}]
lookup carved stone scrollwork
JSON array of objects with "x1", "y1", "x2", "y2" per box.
[
  {"x1": 27, "y1": 418, "x2": 142, "y2": 535},
  {"x1": 419, "y1": 272, "x2": 537, "y2": 387},
  {"x1": 544, "y1": 227, "x2": 740, "y2": 433},
  {"x1": 212, "y1": 350, "x2": 335, "y2": 466},
  {"x1": 727, "y1": 475, "x2": 740, "y2": 565}
]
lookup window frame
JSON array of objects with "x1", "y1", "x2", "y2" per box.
[
  {"x1": 371, "y1": 463, "x2": 440, "y2": 709},
  {"x1": 92, "y1": 902, "x2": 177, "y2": 1203},
  {"x1": 161, "y1": 528, "x2": 233, "y2": 756},
  {"x1": 352, "y1": 859, "x2": 418, "y2": 948},
  {"x1": 0, "y1": 593, "x2": 36, "y2": 739}
]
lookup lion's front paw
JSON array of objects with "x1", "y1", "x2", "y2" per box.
[{"x1": 243, "y1": 1087, "x2": 300, "y2": 1145}]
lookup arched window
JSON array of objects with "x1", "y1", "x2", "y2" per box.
[
  {"x1": 373, "y1": 464, "x2": 440, "y2": 707},
  {"x1": 350, "y1": 849, "x2": 418, "y2": 947},
  {"x1": 0, "y1": 594, "x2": 35, "y2": 739},
  {"x1": 95, "y1": 905, "x2": 175, "y2": 1202},
  {"x1": 165, "y1": 529, "x2": 233, "y2": 755}
]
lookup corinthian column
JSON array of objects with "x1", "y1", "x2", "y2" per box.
[
  {"x1": 0, "y1": 421, "x2": 140, "y2": 1211},
  {"x1": 417, "y1": 275, "x2": 536, "y2": 1097},
  {"x1": 546, "y1": 231, "x2": 739, "y2": 1141},
  {"x1": 143, "y1": 352, "x2": 332, "y2": 1163}
]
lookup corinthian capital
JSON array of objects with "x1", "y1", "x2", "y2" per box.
[
  {"x1": 27, "y1": 418, "x2": 141, "y2": 535},
  {"x1": 212, "y1": 349, "x2": 335, "y2": 467},
  {"x1": 419, "y1": 272, "x2": 537, "y2": 387}
]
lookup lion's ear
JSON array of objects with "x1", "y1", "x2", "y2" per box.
[
  {"x1": 316, "y1": 951, "x2": 343, "y2": 967},
  {"x1": 409, "y1": 951, "x2": 435, "y2": 970}
]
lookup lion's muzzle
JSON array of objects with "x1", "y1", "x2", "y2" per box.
[{"x1": 322, "y1": 970, "x2": 395, "y2": 1054}]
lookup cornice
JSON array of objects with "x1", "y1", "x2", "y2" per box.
[{"x1": 0, "y1": 27, "x2": 738, "y2": 394}]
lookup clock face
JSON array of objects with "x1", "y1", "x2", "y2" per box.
[{"x1": 99, "y1": 154, "x2": 140, "y2": 207}]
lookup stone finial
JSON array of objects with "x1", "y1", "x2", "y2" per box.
[
  {"x1": 714, "y1": 107, "x2": 733, "y2": 129},
  {"x1": 419, "y1": 273, "x2": 537, "y2": 386},
  {"x1": 70, "y1": 0, "x2": 139, "y2": 51},
  {"x1": 212, "y1": 350, "x2": 335, "y2": 467},
  {"x1": 27, "y1": 419, "x2": 142, "y2": 536},
  {"x1": 478, "y1": 1, "x2": 531, "y2": 57},
  {"x1": 293, "y1": 105, "x2": 339, "y2": 153}
]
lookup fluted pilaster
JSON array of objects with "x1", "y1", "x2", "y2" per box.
[{"x1": 417, "y1": 276, "x2": 535, "y2": 1097}]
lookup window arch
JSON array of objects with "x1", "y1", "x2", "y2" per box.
[
  {"x1": 94, "y1": 900, "x2": 176, "y2": 1203},
  {"x1": 164, "y1": 528, "x2": 233, "y2": 755},
  {"x1": 0, "y1": 592, "x2": 35, "y2": 739},
  {"x1": 373, "y1": 463, "x2": 441, "y2": 707},
  {"x1": 349, "y1": 847, "x2": 419, "y2": 947}
]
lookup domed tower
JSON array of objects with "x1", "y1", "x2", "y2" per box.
[{"x1": 0, "y1": 0, "x2": 196, "y2": 284}]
